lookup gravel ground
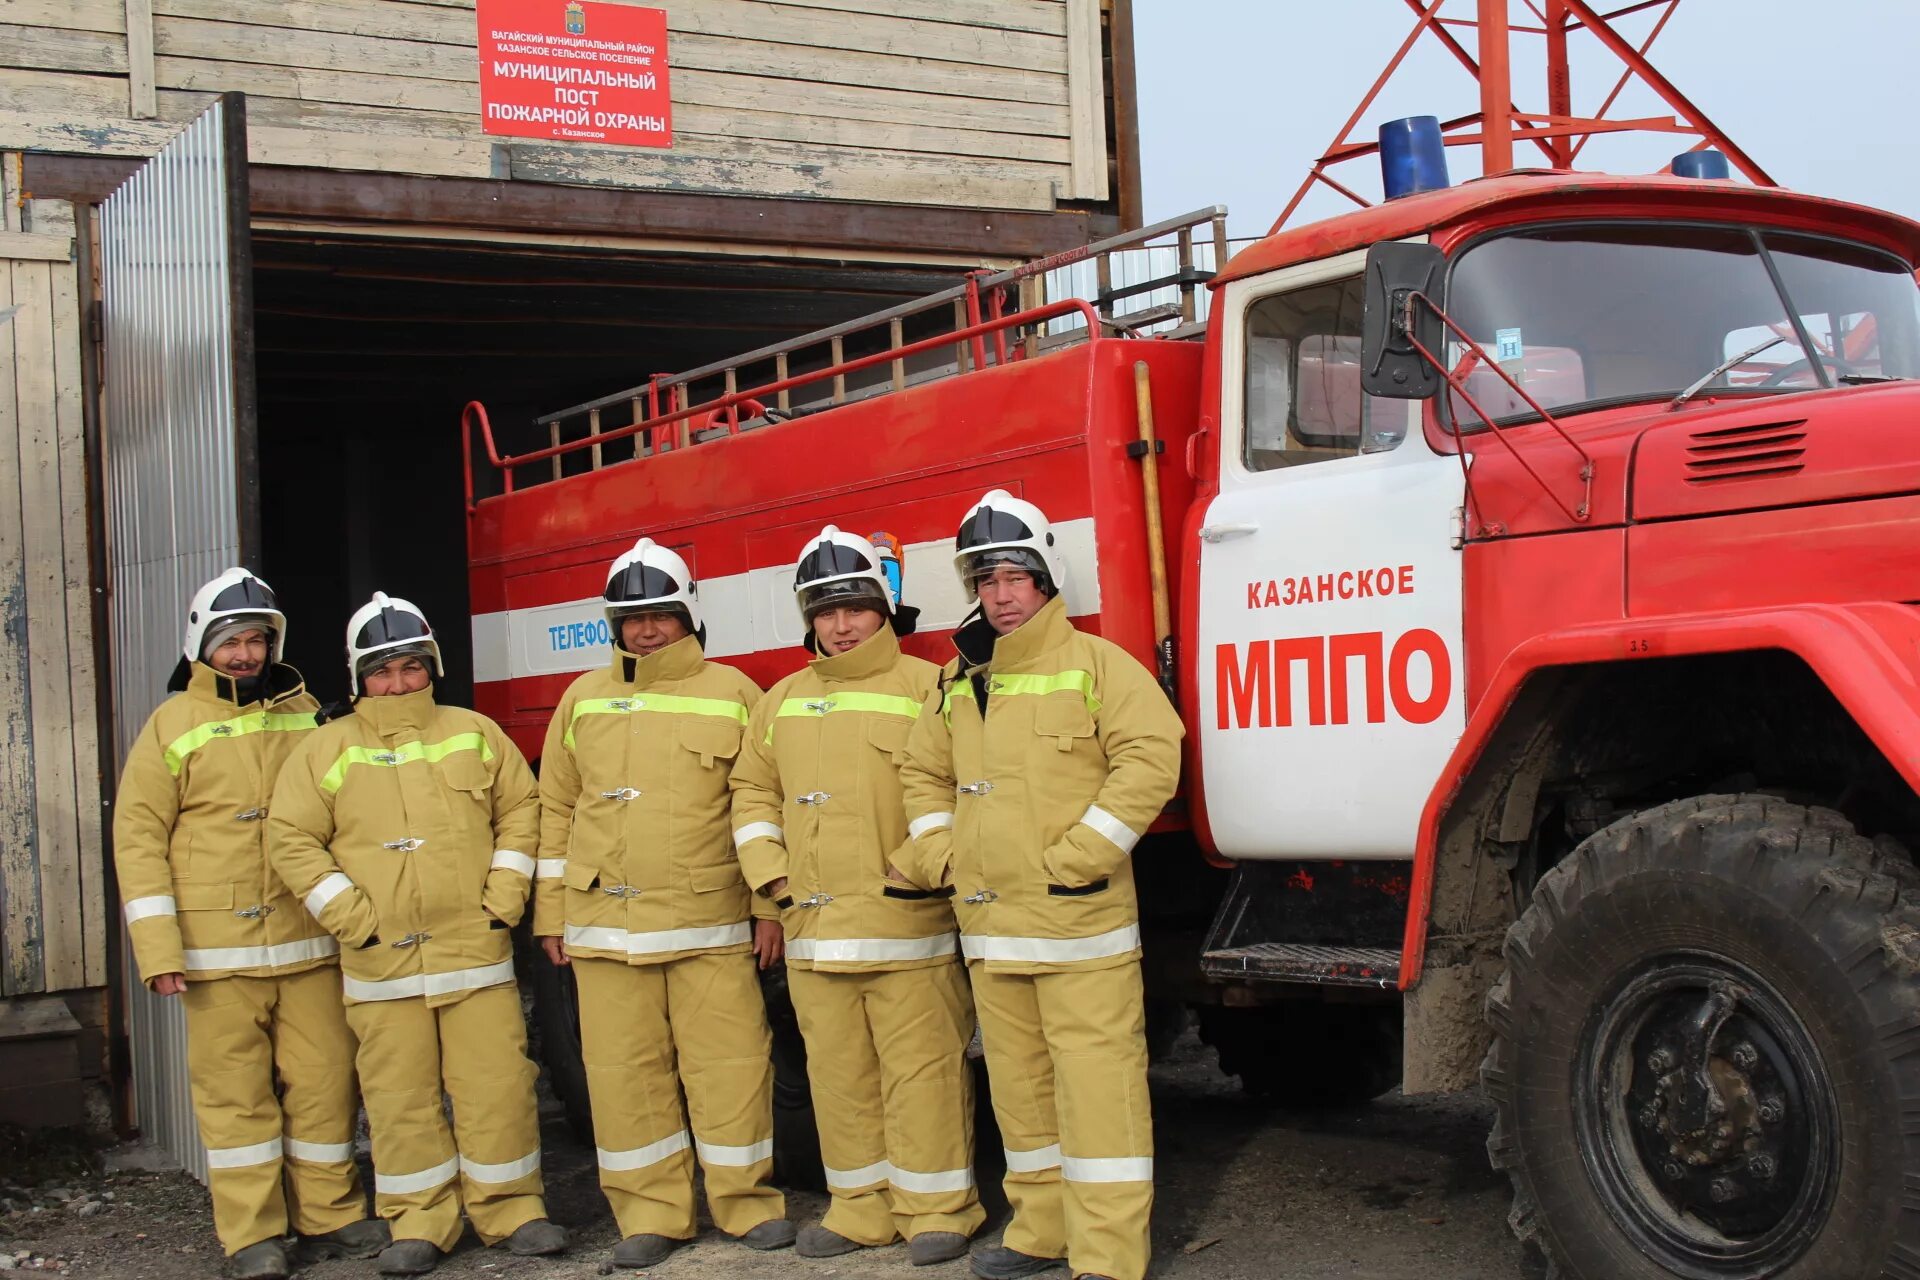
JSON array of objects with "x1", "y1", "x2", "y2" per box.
[{"x1": 0, "y1": 1032, "x2": 1537, "y2": 1279}]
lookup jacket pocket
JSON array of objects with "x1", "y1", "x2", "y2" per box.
[
  {"x1": 866, "y1": 716, "x2": 911, "y2": 762},
  {"x1": 1032, "y1": 697, "x2": 1096, "y2": 752},
  {"x1": 434, "y1": 751, "x2": 494, "y2": 799},
  {"x1": 690, "y1": 861, "x2": 743, "y2": 893},
  {"x1": 681, "y1": 719, "x2": 743, "y2": 769},
  {"x1": 1047, "y1": 878, "x2": 1111, "y2": 897},
  {"x1": 562, "y1": 860, "x2": 602, "y2": 892},
  {"x1": 176, "y1": 882, "x2": 234, "y2": 911}
]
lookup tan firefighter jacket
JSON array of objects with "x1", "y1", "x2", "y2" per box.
[
  {"x1": 115, "y1": 662, "x2": 337, "y2": 985},
  {"x1": 534, "y1": 635, "x2": 768, "y2": 964},
  {"x1": 267, "y1": 687, "x2": 539, "y2": 1007},
  {"x1": 897, "y1": 596, "x2": 1184, "y2": 975},
  {"x1": 730, "y1": 626, "x2": 955, "y2": 973}
]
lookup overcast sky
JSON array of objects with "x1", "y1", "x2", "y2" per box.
[{"x1": 1133, "y1": 1, "x2": 1916, "y2": 239}]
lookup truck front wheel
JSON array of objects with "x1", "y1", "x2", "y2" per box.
[{"x1": 1485, "y1": 795, "x2": 1920, "y2": 1278}]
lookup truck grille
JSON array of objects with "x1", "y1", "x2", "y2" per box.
[{"x1": 1684, "y1": 418, "x2": 1808, "y2": 484}]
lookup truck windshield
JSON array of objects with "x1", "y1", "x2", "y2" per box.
[{"x1": 1441, "y1": 225, "x2": 1920, "y2": 428}]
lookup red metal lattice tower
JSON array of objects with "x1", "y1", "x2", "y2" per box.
[{"x1": 1271, "y1": 0, "x2": 1773, "y2": 233}]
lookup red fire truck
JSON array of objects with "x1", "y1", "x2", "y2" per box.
[{"x1": 461, "y1": 157, "x2": 1920, "y2": 1276}]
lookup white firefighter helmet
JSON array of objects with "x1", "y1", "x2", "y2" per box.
[
  {"x1": 952, "y1": 489, "x2": 1064, "y2": 596},
  {"x1": 183, "y1": 567, "x2": 286, "y2": 665},
  {"x1": 604, "y1": 537, "x2": 702, "y2": 637},
  {"x1": 345, "y1": 592, "x2": 442, "y2": 694},
  {"x1": 793, "y1": 525, "x2": 893, "y2": 624}
]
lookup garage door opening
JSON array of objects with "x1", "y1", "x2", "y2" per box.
[{"x1": 249, "y1": 230, "x2": 967, "y2": 706}]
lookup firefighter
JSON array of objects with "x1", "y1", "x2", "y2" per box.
[
  {"x1": 731, "y1": 526, "x2": 983, "y2": 1265},
  {"x1": 896, "y1": 492, "x2": 1183, "y2": 1280},
  {"x1": 268, "y1": 593, "x2": 567, "y2": 1276},
  {"x1": 113, "y1": 569, "x2": 386, "y2": 1279},
  {"x1": 534, "y1": 538, "x2": 795, "y2": 1271}
]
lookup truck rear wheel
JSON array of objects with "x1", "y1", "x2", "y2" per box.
[
  {"x1": 1485, "y1": 795, "x2": 1920, "y2": 1278},
  {"x1": 1199, "y1": 1003, "x2": 1401, "y2": 1106}
]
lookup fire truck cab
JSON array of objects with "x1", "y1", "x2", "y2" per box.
[{"x1": 466, "y1": 166, "x2": 1920, "y2": 1278}]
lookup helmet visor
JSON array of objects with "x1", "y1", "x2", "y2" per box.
[
  {"x1": 795, "y1": 539, "x2": 875, "y2": 586},
  {"x1": 798, "y1": 577, "x2": 888, "y2": 619},
  {"x1": 606, "y1": 562, "x2": 682, "y2": 605},
  {"x1": 957, "y1": 505, "x2": 1036, "y2": 551},
  {"x1": 963, "y1": 547, "x2": 1047, "y2": 590},
  {"x1": 355, "y1": 642, "x2": 434, "y2": 680},
  {"x1": 353, "y1": 606, "x2": 431, "y2": 651},
  {"x1": 208, "y1": 577, "x2": 277, "y2": 613}
]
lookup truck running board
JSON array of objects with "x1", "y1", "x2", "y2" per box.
[{"x1": 1201, "y1": 943, "x2": 1401, "y2": 989}]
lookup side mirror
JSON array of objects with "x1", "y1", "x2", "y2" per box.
[{"x1": 1360, "y1": 242, "x2": 1446, "y2": 399}]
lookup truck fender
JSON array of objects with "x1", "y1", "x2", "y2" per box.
[{"x1": 1401, "y1": 601, "x2": 1920, "y2": 986}]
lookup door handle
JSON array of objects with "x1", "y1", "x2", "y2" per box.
[{"x1": 1199, "y1": 521, "x2": 1259, "y2": 543}]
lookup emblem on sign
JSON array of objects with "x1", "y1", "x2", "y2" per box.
[{"x1": 564, "y1": 1, "x2": 584, "y2": 33}]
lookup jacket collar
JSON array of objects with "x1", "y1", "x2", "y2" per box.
[
  {"x1": 352, "y1": 686, "x2": 438, "y2": 739},
  {"x1": 613, "y1": 633, "x2": 705, "y2": 688},
  {"x1": 953, "y1": 595, "x2": 1074, "y2": 673},
  {"x1": 187, "y1": 660, "x2": 307, "y2": 710},
  {"x1": 809, "y1": 626, "x2": 901, "y2": 684}
]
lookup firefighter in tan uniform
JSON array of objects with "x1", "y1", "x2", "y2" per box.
[
  {"x1": 535, "y1": 538, "x2": 796, "y2": 1271},
  {"x1": 731, "y1": 527, "x2": 983, "y2": 1266},
  {"x1": 897, "y1": 492, "x2": 1183, "y2": 1280},
  {"x1": 269, "y1": 593, "x2": 568, "y2": 1275},
  {"x1": 114, "y1": 569, "x2": 386, "y2": 1280}
]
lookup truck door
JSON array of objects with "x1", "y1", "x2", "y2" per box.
[{"x1": 1195, "y1": 247, "x2": 1466, "y2": 860}]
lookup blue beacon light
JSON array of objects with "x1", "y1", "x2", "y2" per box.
[
  {"x1": 1672, "y1": 149, "x2": 1731, "y2": 180},
  {"x1": 1379, "y1": 115, "x2": 1450, "y2": 201}
]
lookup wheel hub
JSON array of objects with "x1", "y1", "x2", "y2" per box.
[{"x1": 1578, "y1": 953, "x2": 1837, "y2": 1277}]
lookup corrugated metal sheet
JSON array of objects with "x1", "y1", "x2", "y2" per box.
[{"x1": 99, "y1": 98, "x2": 249, "y2": 1185}]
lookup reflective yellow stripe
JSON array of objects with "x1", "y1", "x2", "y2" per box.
[
  {"x1": 941, "y1": 669, "x2": 1099, "y2": 719},
  {"x1": 319, "y1": 732, "x2": 493, "y2": 794},
  {"x1": 765, "y1": 692, "x2": 923, "y2": 743},
  {"x1": 564, "y1": 693, "x2": 749, "y2": 749},
  {"x1": 164, "y1": 711, "x2": 315, "y2": 775}
]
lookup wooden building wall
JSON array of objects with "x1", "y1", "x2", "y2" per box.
[
  {"x1": 0, "y1": 0, "x2": 1116, "y2": 213},
  {"x1": 0, "y1": 186, "x2": 108, "y2": 999}
]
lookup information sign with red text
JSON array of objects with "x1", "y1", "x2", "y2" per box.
[{"x1": 476, "y1": 0, "x2": 672, "y2": 148}]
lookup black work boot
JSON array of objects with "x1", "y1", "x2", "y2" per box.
[
  {"x1": 230, "y1": 1239, "x2": 290, "y2": 1280},
  {"x1": 971, "y1": 1243, "x2": 1066, "y2": 1279},
  {"x1": 910, "y1": 1231, "x2": 971, "y2": 1266},
  {"x1": 376, "y1": 1238, "x2": 441, "y2": 1275},
  {"x1": 301, "y1": 1217, "x2": 390, "y2": 1260},
  {"x1": 795, "y1": 1224, "x2": 866, "y2": 1258},
  {"x1": 736, "y1": 1218, "x2": 799, "y2": 1250},
  {"x1": 505, "y1": 1217, "x2": 569, "y2": 1256},
  {"x1": 612, "y1": 1234, "x2": 688, "y2": 1269}
]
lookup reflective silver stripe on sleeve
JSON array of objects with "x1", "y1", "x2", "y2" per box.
[
  {"x1": 535, "y1": 858, "x2": 567, "y2": 880},
  {"x1": 1002, "y1": 1143, "x2": 1062, "y2": 1173},
  {"x1": 205, "y1": 1137, "x2": 283, "y2": 1170},
  {"x1": 1060, "y1": 1153, "x2": 1154, "y2": 1183},
  {"x1": 1077, "y1": 804, "x2": 1142, "y2": 855},
  {"x1": 694, "y1": 1137, "x2": 773, "y2": 1167},
  {"x1": 124, "y1": 895, "x2": 177, "y2": 923},
  {"x1": 489, "y1": 849, "x2": 536, "y2": 877},
  {"x1": 342, "y1": 958, "x2": 517, "y2": 1003},
  {"x1": 958, "y1": 924, "x2": 1142, "y2": 965},
  {"x1": 459, "y1": 1150, "x2": 541, "y2": 1183},
  {"x1": 908, "y1": 811, "x2": 954, "y2": 840},
  {"x1": 597, "y1": 1129, "x2": 690, "y2": 1172},
  {"x1": 304, "y1": 872, "x2": 354, "y2": 919},
  {"x1": 374, "y1": 1155, "x2": 460, "y2": 1195},
  {"x1": 784, "y1": 934, "x2": 956, "y2": 964},
  {"x1": 183, "y1": 936, "x2": 340, "y2": 971},
  {"x1": 732, "y1": 821, "x2": 784, "y2": 850},
  {"x1": 563, "y1": 922, "x2": 751, "y2": 957},
  {"x1": 284, "y1": 1137, "x2": 355, "y2": 1163}
]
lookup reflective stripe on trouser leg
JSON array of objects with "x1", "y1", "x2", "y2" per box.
[
  {"x1": 182, "y1": 975, "x2": 290, "y2": 1255},
  {"x1": 967, "y1": 963, "x2": 1065, "y2": 1263},
  {"x1": 864, "y1": 963, "x2": 984, "y2": 1241},
  {"x1": 269, "y1": 965, "x2": 367, "y2": 1236},
  {"x1": 665, "y1": 950, "x2": 785, "y2": 1236},
  {"x1": 787, "y1": 965, "x2": 896, "y2": 1245},
  {"x1": 573, "y1": 957, "x2": 698, "y2": 1239},
  {"x1": 440, "y1": 984, "x2": 548, "y2": 1244},
  {"x1": 1038, "y1": 962, "x2": 1153, "y2": 1280},
  {"x1": 346, "y1": 997, "x2": 463, "y2": 1252}
]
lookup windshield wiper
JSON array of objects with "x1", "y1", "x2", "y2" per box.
[
  {"x1": 1839, "y1": 373, "x2": 1903, "y2": 385},
  {"x1": 1669, "y1": 335, "x2": 1787, "y2": 411}
]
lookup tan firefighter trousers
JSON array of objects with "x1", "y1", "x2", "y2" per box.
[
  {"x1": 971, "y1": 960, "x2": 1154, "y2": 1280},
  {"x1": 572, "y1": 951, "x2": 785, "y2": 1240},
  {"x1": 344, "y1": 983, "x2": 546, "y2": 1251},
  {"x1": 788, "y1": 961, "x2": 985, "y2": 1245},
  {"x1": 180, "y1": 966, "x2": 366, "y2": 1255}
]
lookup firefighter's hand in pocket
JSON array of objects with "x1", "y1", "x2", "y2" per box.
[
  {"x1": 540, "y1": 936, "x2": 570, "y2": 967},
  {"x1": 753, "y1": 919, "x2": 784, "y2": 970}
]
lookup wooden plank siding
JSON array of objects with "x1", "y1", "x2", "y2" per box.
[
  {"x1": 0, "y1": 191, "x2": 107, "y2": 997},
  {"x1": 0, "y1": 0, "x2": 1120, "y2": 213}
]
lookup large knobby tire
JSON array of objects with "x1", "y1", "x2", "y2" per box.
[
  {"x1": 760, "y1": 964, "x2": 826, "y2": 1192},
  {"x1": 1199, "y1": 1002, "x2": 1402, "y2": 1107},
  {"x1": 1484, "y1": 795, "x2": 1920, "y2": 1279}
]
